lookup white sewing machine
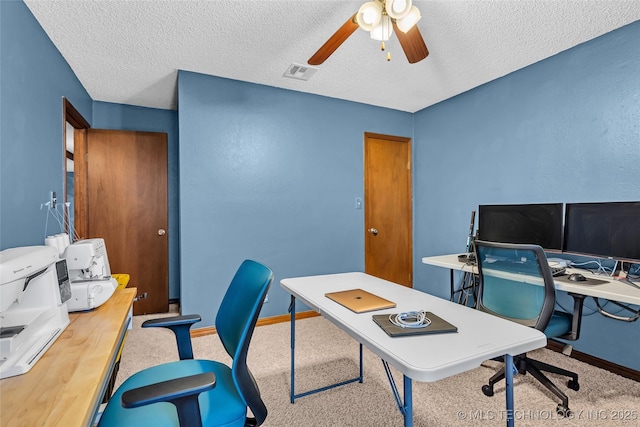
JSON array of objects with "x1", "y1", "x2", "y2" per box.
[
  {"x1": 0, "y1": 245, "x2": 71, "y2": 379},
  {"x1": 63, "y1": 238, "x2": 117, "y2": 312}
]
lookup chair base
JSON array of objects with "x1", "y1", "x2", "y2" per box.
[{"x1": 482, "y1": 354, "x2": 579, "y2": 417}]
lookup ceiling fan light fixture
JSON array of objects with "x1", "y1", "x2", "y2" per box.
[
  {"x1": 370, "y1": 15, "x2": 393, "y2": 41},
  {"x1": 307, "y1": 0, "x2": 428, "y2": 65},
  {"x1": 357, "y1": 1, "x2": 383, "y2": 31},
  {"x1": 396, "y1": 5, "x2": 421, "y2": 33},
  {"x1": 385, "y1": 0, "x2": 412, "y2": 20}
]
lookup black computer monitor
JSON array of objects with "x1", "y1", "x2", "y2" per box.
[
  {"x1": 478, "y1": 203, "x2": 563, "y2": 250},
  {"x1": 563, "y1": 201, "x2": 640, "y2": 262}
]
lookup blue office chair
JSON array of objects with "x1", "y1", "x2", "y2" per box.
[
  {"x1": 98, "y1": 259, "x2": 274, "y2": 427},
  {"x1": 473, "y1": 241, "x2": 581, "y2": 416}
]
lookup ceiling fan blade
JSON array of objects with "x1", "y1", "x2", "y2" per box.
[
  {"x1": 393, "y1": 22, "x2": 429, "y2": 64},
  {"x1": 308, "y1": 13, "x2": 359, "y2": 65}
]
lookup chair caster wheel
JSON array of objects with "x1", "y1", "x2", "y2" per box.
[
  {"x1": 482, "y1": 385, "x2": 494, "y2": 397},
  {"x1": 556, "y1": 404, "x2": 571, "y2": 417},
  {"x1": 567, "y1": 379, "x2": 580, "y2": 391}
]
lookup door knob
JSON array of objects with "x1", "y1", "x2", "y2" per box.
[
  {"x1": 369, "y1": 228, "x2": 378, "y2": 236},
  {"x1": 157, "y1": 229, "x2": 166, "y2": 236}
]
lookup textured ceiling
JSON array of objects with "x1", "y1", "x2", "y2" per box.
[{"x1": 24, "y1": 1, "x2": 640, "y2": 113}]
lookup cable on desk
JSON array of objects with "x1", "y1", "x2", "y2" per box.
[
  {"x1": 570, "y1": 259, "x2": 615, "y2": 276},
  {"x1": 389, "y1": 310, "x2": 432, "y2": 328}
]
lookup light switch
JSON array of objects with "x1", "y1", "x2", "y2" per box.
[{"x1": 355, "y1": 198, "x2": 363, "y2": 209}]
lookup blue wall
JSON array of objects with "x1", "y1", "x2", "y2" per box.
[
  {"x1": 2, "y1": 0, "x2": 638, "y2": 371},
  {"x1": 413, "y1": 20, "x2": 640, "y2": 370},
  {"x1": 92, "y1": 102, "x2": 180, "y2": 300},
  {"x1": 177, "y1": 71, "x2": 413, "y2": 326},
  {"x1": 1, "y1": 0, "x2": 92, "y2": 249}
]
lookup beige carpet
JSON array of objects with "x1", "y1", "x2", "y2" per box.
[{"x1": 116, "y1": 310, "x2": 640, "y2": 426}]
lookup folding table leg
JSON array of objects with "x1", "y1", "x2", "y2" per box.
[
  {"x1": 505, "y1": 354, "x2": 514, "y2": 427},
  {"x1": 404, "y1": 376, "x2": 413, "y2": 427},
  {"x1": 381, "y1": 360, "x2": 413, "y2": 426},
  {"x1": 289, "y1": 295, "x2": 363, "y2": 403}
]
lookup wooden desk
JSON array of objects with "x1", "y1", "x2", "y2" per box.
[{"x1": 0, "y1": 288, "x2": 136, "y2": 427}]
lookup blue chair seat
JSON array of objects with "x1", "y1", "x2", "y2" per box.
[
  {"x1": 99, "y1": 359, "x2": 247, "y2": 427},
  {"x1": 543, "y1": 311, "x2": 572, "y2": 338}
]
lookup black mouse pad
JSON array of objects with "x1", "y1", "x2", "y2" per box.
[{"x1": 555, "y1": 275, "x2": 608, "y2": 286}]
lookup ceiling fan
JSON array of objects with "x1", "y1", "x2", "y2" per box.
[{"x1": 308, "y1": 0, "x2": 429, "y2": 65}]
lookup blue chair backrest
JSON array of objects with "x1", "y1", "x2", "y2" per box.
[
  {"x1": 215, "y1": 260, "x2": 274, "y2": 426},
  {"x1": 474, "y1": 241, "x2": 555, "y2": 330}
]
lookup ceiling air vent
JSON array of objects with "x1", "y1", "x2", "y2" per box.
[{"x1": 283, "y1": 63, "x2": 318, "y2": 81}]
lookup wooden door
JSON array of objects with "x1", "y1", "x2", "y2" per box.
[
  {"x1": 84, "y1": 129, "x2": 168, "y2": 314},
  {"x1": 364, "y1": 133, "x2": 413, "y2": 287}
]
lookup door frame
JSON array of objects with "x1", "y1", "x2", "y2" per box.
[
  {"x1": 363, "y1": 132, "x2": 413, "y2": 286},
  {"x1": 62, "y1": 98, "x2": 90, "y2": 238}
]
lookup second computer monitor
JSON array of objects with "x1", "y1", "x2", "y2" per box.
[{"x1": 563, "y1": 201, "x2": 640, "y2": 262}]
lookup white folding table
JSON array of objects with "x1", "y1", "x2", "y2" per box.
[{"x1": 281, "y1": 272, "x2": 547, "y2": 427}]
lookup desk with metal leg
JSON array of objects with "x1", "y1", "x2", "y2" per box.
[
  {"x1": 422, "y1": 254, "x2": 640, "y2": 307},
  {"x1": 281, "y1": 273, "x2": 546, "y2": 427}
]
